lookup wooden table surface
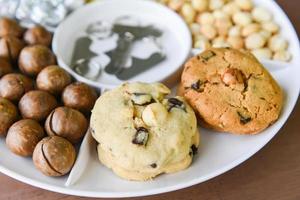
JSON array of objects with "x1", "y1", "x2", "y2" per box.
[{"x1": 1, "y1": 1, "x2": 299, "y2": 199}]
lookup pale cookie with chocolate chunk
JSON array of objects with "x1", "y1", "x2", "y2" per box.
[
  {"x1": 90, "y1": 82, "x2": 199, "y2": 181},
  {"x1": 179, "y1": 48, "x2": 283, "y2": 134}
]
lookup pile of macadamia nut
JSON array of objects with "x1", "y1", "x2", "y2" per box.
[
  {"x1": 0, "y1": 17, "x2": 98, "y2": 177},
  {"x1": 159, "y1": 0, "x2": 292, "y2": 62}
]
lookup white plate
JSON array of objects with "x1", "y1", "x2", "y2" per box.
[
  {"x1": 52, "y1": 0, "x2": 191, "y2": 89},
  {"x1": 0, "y1": 0, "x2": 300, "y2": 198}
]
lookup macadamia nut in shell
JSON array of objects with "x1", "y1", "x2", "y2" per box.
[
  {"x1": 33, "y1": 136, "x2": 76, "y2": 176},
  {"x1": 45, "y1": 107, "x2": 88, "y2": 143},
  {"x1": 37, "y1": 65, "x2": 71, "y2": 95},
  {"x1": 6, "y1": 119, "x2": 45, "y2": 156},
  {"x1": 0, "y1": 97, "x2": 19, "y2": 136},
  {"x1": 0, "y1": 73, "x2": 34, "y2": 102},
  {"x1": 19, "y1": 90, "x2": 57, "y2": 121},
  {"x1": 18, "y1": 45, "x2": 56, "y2": 76}
]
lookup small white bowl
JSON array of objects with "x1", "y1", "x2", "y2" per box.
[{"x1": 52, "y1": 0, "x2": 191, "y2": 90}]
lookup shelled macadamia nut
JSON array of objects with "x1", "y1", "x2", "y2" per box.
[
  {"x1": 0, "y1": 73, "x2": 34, "y2": 102},
  {"x1": 167, "y1": 0, "x2": 183, "y2": 11},
  {"x1": 190, "y1": 23, "x2": 201, "y2": 35},
  {"x1": 197, "y1": 12, "x2": 215, "y2": 25},
  {"x1": 45, "y1": 107, "x2": 88, "y2": 144},
  {"x1": 222, "y1": 2, "x2": 240, "y2": 16},
  {"x1": 181, "y1": 3, "x2": 196, "y2": 23},
  {"x1": 0, "y1": 57, "x2": 12, "y2": 77},
  {"x1": 36, "y1": 65, "x2": 72, "y2": 95},
  {"x1": 209, "y1": 0, "x2": 224, "y2": 11},
  {"x1": 212, "y1": 36, "x2": 229, "y2": 48},
  {"x1": 194, "y1": 35, "x2": 211, "y2": 49},
  {"x1": 19, "y1": 90, "x2": 57, "y2": 121},
  {"x1": 33, "y1": 136, "x2": 76, "y2": 176},
  {"x1": 24, "y1": 25, "x2": 52, "y2": 46},
  {"x1": 262, "y1": 21, "x2": 279, "y2": 34},
  {"x1": 235, "y1": 0, "x2": 253, "y2": 11},
  {"x1": 6, "y1": 119, "x2": 44, "y2": 156},
  {"x1": 18, "y1": 45, "x2": 56, "y2": 76},
  {"x1": 191, "y1": 0, "x2": 208, "y2": 12},
  {"x1": 0, "y1": 17, "x2": 23, "y2": 38},
  {"x1": 252, "y1": 7, "x2": 272, "y2": 23},
  {"x1": 258, "y1": 30, "x2": 272, "y2": 39},
  {"x1": 215, "y1": 18, "x2": 232, "y2": 36},
  {"x1": 251, "y1": 48, "x2": 272, "y2": 60},
  {"x1": 245, "y1": 33, "x2": 266, "y2": 49},
  {"x1": 227, "y1": 36, "x2": 244, "y2": 49},
  {"x1": 62, "y1": 82, "x2": 98, "y2": 114},
  {"x1": 242, "y1": 23, "x2": 261, "y2": 37},
  {"x1": 233, "y1": 11, "x2": 252, "y2": 26},
  {"x1": 273, "y1": 50, "x2": 292, "y2": 62},
  {"x1": 0, "y1": 97, "x2": 19, "y2": 136},
  {"x1": 228, "y1": 26, "x2": 242, "y2": 37},
  {"x1": 0, "y1": 36, "x2": 25, "y2": 61},
  {"x1": 268, "y1": 35, "x2": 288, "y2": 52},
  {"x1": 200, "y1": 24, "x2": 217, "y2": 40}
]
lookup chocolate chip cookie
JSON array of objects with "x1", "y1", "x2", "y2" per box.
[
  {"x1": 90, "y1": 82, "x2": 199, "y2": 181},
  {"x1": 179, "y1": 48, "x2": 283, "y2": 134}
]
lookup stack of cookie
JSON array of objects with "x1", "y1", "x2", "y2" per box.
[{"x1": 90, "y1": 83, "x2": 199, "y2": 181}]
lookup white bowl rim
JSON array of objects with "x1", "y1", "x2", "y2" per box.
[{"x1": 52, "y1": 0, "x2": 192, "y2": 90}]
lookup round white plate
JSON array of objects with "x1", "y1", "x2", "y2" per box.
[
  {"x1": 0, "y1": 0, "x2": 300, "y2": 198},
  {"x1": 52, "y1": 0, "x2": 191, "y2": 89}
]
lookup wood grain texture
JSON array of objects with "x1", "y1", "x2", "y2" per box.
[{"x1": 1, "y1": 0, "x2": 299, "y2": 199}]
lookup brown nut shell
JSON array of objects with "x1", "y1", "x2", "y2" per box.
[
  {"x1": 0, "y1": 57, "x2": 12, "y2": 77},
  {"x1": 45, "y1": 107, "x2": 88, "y2": 144},
  {"x1": 0, "y1": 17, "x2": 23, "y2": 38},
  {"x1": 24, "y1": 25, "x2": 52, "y2": 46},
  {"x1": 0, "y1": 36, "x2": 25, "y2": 62},
  {"x1": 19, "y1": 90, "x2": 58, "y2": 121},
  {"x1": 33, "y1": 136, "x2": 76, "y2": 176},
  {"x1": 0, "y1": 97, "x2": 19, "y2": 136},
  {"x1": 18, "y1": 45, "x2": 56, "y2": 76},
  {"x1": 6, "y1": 119, "x2": 45, "y2": 156},
  {"x1": 0, "y1": 73, "x2": 34, "y2": 102},
  {"x1": 62, "y1": 82, "x2": 97, "y2": 114},
  {"x1": 36, "y1": 65, "x2": 71, "y2": 95}
]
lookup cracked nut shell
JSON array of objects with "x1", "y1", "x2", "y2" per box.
[
  {"x1": 24, "y1": 25, "x2": 52, "y2": 46},
  {"x1": 62, "y1": 82, "x2": 97, "y2": 114},
  {"x1": 6, "y1": 119, "x2": 45, "y2": 156},
  {"x1": 33, "y1": 136, "x2": 76, "y2": 176},
  {"x1": 0, "y1": 73, "x2": 34, "y2": 102},
  {"x1": 19, "y1": 90, "x2": 58, "y2": 121},
  {"x1": 0, "y1": 57, "x2": 12, "y2": 77},
  {"x1": 0, "y1": 17, "x2": 23, "y2": 38},
  {"x1": 0, "y1": 97, "x2": 19, "y2": 136},
  {"x1": 0, "y1": 36, "x2": 25, "y2": 61},
  {"x1": 18, "y1": 45, "x2": 56, "y2": 76},
  {"x1": 36, "y1": 65, "x2": 71, "y2": 95},
  {"x1": 45, "y1": 107, "x2": 88, "y2": 144}
]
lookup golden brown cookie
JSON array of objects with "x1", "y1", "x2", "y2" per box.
[{"x1": 179, "y1": 48, "x2": 283, "y2": 134}]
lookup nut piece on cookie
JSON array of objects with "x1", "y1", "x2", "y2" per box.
[{"x1": 221, "y1": 68, "x2": 244, "y2": 85}]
